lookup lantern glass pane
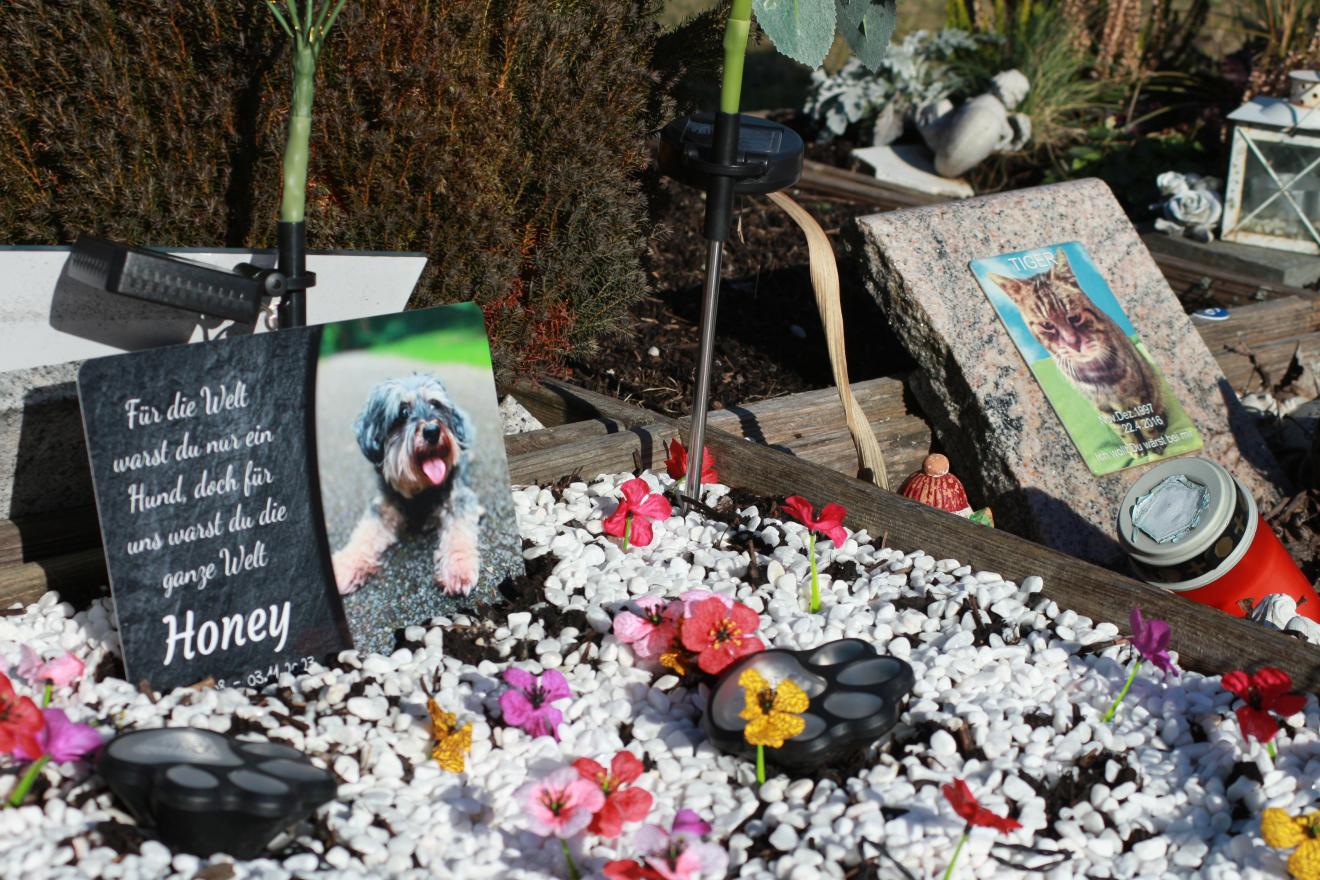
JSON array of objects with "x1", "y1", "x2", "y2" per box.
[{"x1": 1239, "y1": 138, "x2": 1320, "y2": 240}]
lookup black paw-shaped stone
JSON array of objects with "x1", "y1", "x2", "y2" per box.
[
  {"x1": 98, "y1": 728, "x2": 337, "y2": 858},
  {"x1": 701, "y1": 639, "x2": 914, "y2": 771}
]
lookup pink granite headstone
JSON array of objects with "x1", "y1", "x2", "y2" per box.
[{"x1": 858, "y1": 179, "x2": 1286, "y2": 568}]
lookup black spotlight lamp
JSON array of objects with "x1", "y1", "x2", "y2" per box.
[
  {"x1": 66, "y1": 235, "x2": 296, "y2": 326},
  {"x1": 702, "y1": 639, "x2": 914, "y2": 771},
  {"x1": 98, "y1": 728, "x2": 337, "y2": 858}
]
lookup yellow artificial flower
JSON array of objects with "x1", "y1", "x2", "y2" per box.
[
  {"x1": 659, "y1": 645, "x2": 690, "y2": 677},
  {"x1": 1262, "y1": 807, "x2": 1320, "y2": 880},
  {"x1": 427, "y1": 698, "x2": 473, "y2": 773},
  {"x1": 738, "y1": 668, "x2": 808, "y2": 749}
]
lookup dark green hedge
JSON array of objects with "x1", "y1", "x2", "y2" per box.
[{"x1": 0, "y1": 0, "x2": 688, "y2": 373}]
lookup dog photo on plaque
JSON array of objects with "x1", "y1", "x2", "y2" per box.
[
  {"x1": 77, "y1": 303, "x2": 523, "y2": 689},
  {"x1": 970, "y1": 242, "x2": 1203, "y2": 476},
  {"x1": 315, "y1": 305, "x2": 523, "y2": 654}
]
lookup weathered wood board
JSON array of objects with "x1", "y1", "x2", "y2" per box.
[{"x1": 2, "y1": 375, "x2": 1318, "y2": 692}]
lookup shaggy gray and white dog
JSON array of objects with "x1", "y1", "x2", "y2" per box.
[{"x1": 332, "y1": 374, "x2": 483, "y2": 596}]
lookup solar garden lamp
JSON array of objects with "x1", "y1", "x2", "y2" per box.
[
  {"x1": 657, "y1": 0, "x2": 899, "y2": 507},
  {"x1": 701, "y1": 639, "x2": 914, "y2": 771},
  {"x1": 98, "y1": 727, "x2": 336, "y2": 858}
]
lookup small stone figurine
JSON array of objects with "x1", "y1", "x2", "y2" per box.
[
  {"x1": 915, "y1": 70, "x2": 1031, "y2": 178},
  {"x1": 898, "y1": 454, "x2": 993, "y2": 525}
]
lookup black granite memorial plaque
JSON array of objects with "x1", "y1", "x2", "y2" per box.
[
  {"x1": 78, "y1": 303, "x2": 525, "y2": 688},
  {"x1": 78, "y1": 328, "x2": 350, "y2": 691}
]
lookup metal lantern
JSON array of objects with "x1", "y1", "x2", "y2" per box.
[{"x1": 1222, "y1": 72, "x2": 1320, "y2": 254}]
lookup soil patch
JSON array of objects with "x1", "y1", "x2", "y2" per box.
[{"x1": 567, "y1": 175, "x2": 907, "y2": 415}]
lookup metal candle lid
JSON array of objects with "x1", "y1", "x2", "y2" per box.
[{"x1": 1117, "y1": 458, "x2": 1237, "y2": 568}]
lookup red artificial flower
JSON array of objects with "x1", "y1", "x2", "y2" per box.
[
  {"x1": 1222, "y1": 667, "x2": 1307, "y2": 744},
  {"x1": 780, "y1": 496, "x2": 848, "y2": 545},
  {"x1": 680, "y1": 597, "x2": 764, "y2": 675},
  {"x1": 573, "y1": 750, "x2": 654, "y2": 838},
  {"x1": 664, "y1": 439, "x2": 718, "y2": 485},
  {"x1": 603, "y1": 478, "x2": 673, "y2": 548},
  {"x1": 942, "y1": 778, "x2": 1022, "y2": 834},
  {"x1": 603, "y1": 860, "x2": 665, "y2": 880},
  {"x1": 0, "y1": 671, "x2": 43, "y2": 758}
]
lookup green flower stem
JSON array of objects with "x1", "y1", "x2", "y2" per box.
[
  {"x1": 1102, "y1": 661, "x2": 1142, "y2": 723},
  {"x1": 264, "y1": 0, "x2": 349, "y2": 223},
  {"x1": 1268, "y1": 739, "x2": 1277, "y2": 759},
  {"x1": 623, "y1": 516, "x2": 632, "y2": 553},
  {"x1": 807, "y1": 533, "x2": 821, "y2": 613},
  {"x1": 281, "y1": 44, "x2": 316, "y2": 223},
  {"x1": 41, "y1": 684, "x2": 51, "y2": 708},
  {"x1": 756, "y1": 744, "x2": 766, "y2": 785},
  {"x1": 8, "y1": 755, "x2": 50, "y2": 808},
  {"x1": 560, "y1": 838, "x2": 581, "y2": 880},
  {"x1": 941, "y1": 827, "x2": 969, "y2": 880},
  {"x1": 721, "y1": 0, "x2": 754, "y2": 114}
]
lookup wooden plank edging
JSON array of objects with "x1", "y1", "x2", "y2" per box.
[{"x1": 527, "y1": 379, "x2": 1320, "y2": 693}]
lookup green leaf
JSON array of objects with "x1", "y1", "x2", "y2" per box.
[
  {"x1": 834, "y1": 0, "x2": 896, "y2": 70},
  {"x1": 753, "y1": 0, "x2": 837, "y2": 69}
]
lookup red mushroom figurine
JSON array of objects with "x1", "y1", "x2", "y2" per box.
[{"x1": 899, "y1": 454, "x2": 973, "y2": 517}]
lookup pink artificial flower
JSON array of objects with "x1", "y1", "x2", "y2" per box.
[
  {"x1": 517, "y1": 766, "x2": 607, "y2": 838},
  {"x1": 18, "y1": 646, "x2": 85, "y2": 687},
  {"x1": 603, "y1": 478, "x2": 672, "y2": 548},
  {"x1": 499, "y1": 668, "x2": 572, "y2": 740},
  {"x1": 613, "y1": 597, "x2": 682, "y2": 660},
  {"x1": 13, "y1": 708, "x2": 101, "y2": 763},
  {"x1": 780, "y1": 496, "x2": 848, "y2": 546},
  {"x1": 633, "y1": 811, "x2": 728, "y2": 880},
  {"x1": 573, "y1": 750, "x2": 653, "y2": 838}
]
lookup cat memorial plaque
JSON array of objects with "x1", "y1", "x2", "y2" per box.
[
  {"x1": 79, "y1": 303, "x2": 523, "y2": 690},
  {"x1": 858, "y1": 179, "x2": 1284, "y2": 567},
  {"x1": 971, "y1": 242, "x2": 1203, "y2": 475}
]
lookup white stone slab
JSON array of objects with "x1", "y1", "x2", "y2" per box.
[
  {"x1": 852, "y1": 144, "x2": 974, "y2": 200},
  {"x1": 0, "y1": 247, "x2": 425, "y2": 373}
]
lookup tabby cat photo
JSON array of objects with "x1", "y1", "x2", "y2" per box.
[
  {"x1": 987, "y1": 249, "x2": 1168, "y2": 448},
  {"x1": 970, "y1": 241, "x2": 1203, "y2": 475}
]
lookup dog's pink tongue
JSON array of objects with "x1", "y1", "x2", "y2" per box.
[{"x1": 422, "y1": 457, "x2": 448, "y2": 486}]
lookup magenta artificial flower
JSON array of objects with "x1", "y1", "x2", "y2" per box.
[
  {"x1": 517, "y1": 766, "x2": 606, "y2": 838},
  {"x1": 603, "y1": 478, "x2": 672, "y2": 549},
  {"x1": 613, "y1": 597, "x2": 682, "y2": 660},
  {"x1": 13, "y1": 708, "x2": 101, "y2": 763},
  {"x1": 669, "y1": 809, "x2": 712, "y2": 837},
  {"x1": 632, "y1": 810, "x2": 729, "y2": 880},
  {"x1": 499, "y1": 668, "x2": 572, "y2": 740},
  {"x1": 1103, "y1": 606, "x2": 1179, "y2": 723},
  {"x1": 18, "y1": 646, "x2": 85, "y2": 687},
  {"x1": 1129, "y1": 607, "x2": 1177, "y2": 676}
]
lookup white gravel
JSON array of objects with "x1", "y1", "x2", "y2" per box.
[{"x1": 0, "y1": 471, "x2": 1314, "y2": 880}]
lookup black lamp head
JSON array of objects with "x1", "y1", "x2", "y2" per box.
[
  {"x1": 702, "y1": 639, "x2": 914, "y2": 771},
  {"x1": 66, "y1": 235, "x2": 285, "y2": 325},
  {"x1": 98, "y1": 728, "x2": 336, "y2": 859},
  {"x1": 658, "y1": 113, "x2": 804, "y2": 197}
]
